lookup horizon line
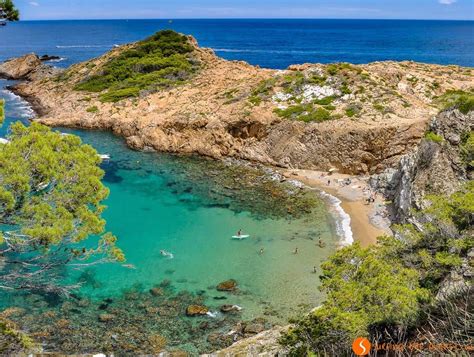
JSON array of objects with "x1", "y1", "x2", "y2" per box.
[{"x1": 17, "y1": 17, "x2": 474, "y2": 22}]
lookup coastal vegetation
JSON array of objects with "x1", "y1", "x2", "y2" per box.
[
  {"x1": 435, "y1": 89, "x2": 474, "y2": 114},
  {"x1": 0, "y1": 121, "x2": 124, "y2": 294},
  {"x1": 282, "y1": 181, "x2": 473, "y2": 355},
  {"x1": 74, "y1": 30, "x2": 198, "y2": 102}
]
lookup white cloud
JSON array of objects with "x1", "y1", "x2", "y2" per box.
[
  {"x1": 29, "y1": 1, "x2": 40, "y2": 6},
  {"x1": 439, "y1": 0, "x2": 457, "y2": 5}
]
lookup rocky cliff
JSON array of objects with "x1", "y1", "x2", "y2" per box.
[
  {"x1": 371, "y1": 108, "x2": 473, "y2": 223},
  {"x1": 3, "y1": 32, "x2": 474, "y2": 174}
]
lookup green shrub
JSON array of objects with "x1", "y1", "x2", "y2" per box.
[
  {"x1": 75, "y1": 30, "x2": 197, "y2": 102},
  {"x1": 460, "y1": 131, "x2": 474, "y2": 168},
  {"x1": 86, "y1": 106, "x2": 99, "y2": 113},
  {"x1": 373, "y1": 103, "x2": 385, "y2": 112},
  {"x1": 425, "y1": 131, "x2": 443, "y2": 143},
  {"x1": 0, "y1": 99, "x2": 4, "y2": 123},
  {"x1": 100, "y1": 87, "x2": 140, "y2": 103},
  {"x1": 436, "y1": 89, "x2": 474, "y2": 114},
  {"x1": 313, "y1": 96, "x2": 334, "y2": 105},
  {"x1": 274, "y1": 105, "x2": 332, "y2": 123}
]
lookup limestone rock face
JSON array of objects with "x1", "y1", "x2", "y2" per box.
[{"x1": 0, "y1": 53, "x2": 42, "y2": 79}]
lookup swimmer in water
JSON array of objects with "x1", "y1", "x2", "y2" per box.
[
  {"x1": 318, "y1": 239, "x2": 325, "y2": 248},
  {"x1": 294, "y1": 247, "x2": 298, "y2": 254},
  {"x1": 259, "y1": 248, "x2": 264, "y2": 255},
  {"x1": 313, "y1": 266, "x2": 317, "y2": 273},
  {"x1": 160, "y1": 250, "x2": 174, "y2": 258}
]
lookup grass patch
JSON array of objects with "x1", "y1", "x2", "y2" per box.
[
  {"x1": 425, "y1": 131, "x2": 443, "y2": 143},
  {"x1": 274, "y1": 104, "x2": 333, "y2": 123},
  {"x1": 86, "y1": 106, "x2": 99, "y2": 113},
  {"x1": 74, "y1": 30, "x2": 198, "y2": 102},
  {"x1": 435, "y1": 89, "x2": 474, "y2": 114}
]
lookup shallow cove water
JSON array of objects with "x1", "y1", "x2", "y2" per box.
[{"x1": 1, "y1": 81, "x2": 340, "y2": 353}]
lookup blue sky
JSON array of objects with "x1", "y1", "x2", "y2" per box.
[{"x1": 17, "y1": 0, "x2": 474, "y2": 20}]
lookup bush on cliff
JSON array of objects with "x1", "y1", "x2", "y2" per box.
[
  {"x1": 74, "y1": 30, "x2": 198, "y2": 102},
  {"x1": 281, "y1": 181, "x2": 473, "y2": 355},
  {"x1": 436, "y1": 89, "x2": 474, "y2": 114}
]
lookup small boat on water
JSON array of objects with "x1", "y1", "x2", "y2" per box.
[{"x1": 99, "y1": 154, "x2": 111, "y2": 160}]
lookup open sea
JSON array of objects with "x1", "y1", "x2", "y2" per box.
[{"x1": 0, "y1": 19, "x2": 473, "y2": 354}]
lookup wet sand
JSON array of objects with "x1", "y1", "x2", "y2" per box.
[{"x1": 283, "y1": 169, "x2": 392, "y2": 247}]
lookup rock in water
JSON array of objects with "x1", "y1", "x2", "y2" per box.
[
  {"x1": 40, "y1": 55, "x2": 61, "y2": 61},
  {"x1": 216, "y1": 279, "x2": 238, "y2": 292},
  {"x1": 185, "y1": 305, "x2": 209, "y2": 316},
  {"x1": 0, "y1": 53, "x2": 42, "y2": 79},
  {"x1": 220, "y1": 304, "x2": 241, "y2": 313},
  {"x1": 149, "y1": 287, "x2": 164, "y2": 296}
]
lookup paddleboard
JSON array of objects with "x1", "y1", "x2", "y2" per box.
[{"x1": 232, "y1": 235, "x2": 250, "y2": 239}]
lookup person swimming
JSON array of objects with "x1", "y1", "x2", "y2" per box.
[
  {"x1": 259, "y1": 248, "x2": 264, "y2": 255},
  {"x1": 160, "y1": 250, "x2": 174, "y2": 259},
  {"x1": 293, "y1": 247, "x2": 299, "y2": 254}
]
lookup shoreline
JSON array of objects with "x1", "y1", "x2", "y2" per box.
[{"x1": 283, "y1": 169, "x2": 392, "y2": 247}]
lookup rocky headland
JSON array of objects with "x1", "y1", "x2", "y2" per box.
[{"x1": 2, "y1": 31, "x2": 472, "y2": 175}]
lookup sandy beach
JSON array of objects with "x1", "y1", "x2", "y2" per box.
[{"x1": 283, "y1": 169, "x2": 392, "y2": 247}]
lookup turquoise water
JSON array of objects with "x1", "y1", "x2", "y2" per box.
[{"x1": 1, "y1": 82, "x2": 338, "y2": 330}]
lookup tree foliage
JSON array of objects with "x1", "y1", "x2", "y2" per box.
[
  {"x1": 0, "y1": 0, "x2": 19, "y2": 21},
  {"x1": 0, "y1": 122, "x2": 124, "y2": 294}
]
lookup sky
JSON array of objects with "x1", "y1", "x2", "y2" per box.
[{"x1": 15, "y1": 0, "x2": 474, "y2": 20}]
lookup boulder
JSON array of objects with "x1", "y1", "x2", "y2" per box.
[
  {"x1": 149, "y1": 287, "x2": 164, "y2": 296},
  {"x1": 98, "y1": 313, "x2": 116, "y2": 323},
  {"x1": 216, "y1": 279, "x2": 238, "y2": 292},
  {"x1": 220, "y1": 304, "x2": 241, "y2": 313},
  {"x1": 0, "y1": 54, "x2": 42, "y2": 79},
  {"x1": 185, "y1": 305, "x2": 209, "y2": 317}
]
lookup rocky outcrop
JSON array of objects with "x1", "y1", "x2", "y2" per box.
[
  {"x1": 371, "y1": 108, "x2": 473, "y2": 223},
  {"x1": 202, "y1": 326, "x2": 288, "y2": 357},
  {"x1": 0, "y1": 53, "x2": 62, "y2": 81}
]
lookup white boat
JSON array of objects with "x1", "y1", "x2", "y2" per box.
[{"x1": 98, "y1": 154, "x2": 110, "y2": 160}]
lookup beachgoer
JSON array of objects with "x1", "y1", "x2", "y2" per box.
[
  {"x1": 327, "y1": 179, "x2": 331, "y2": 186},
  {"x1": 237, "y1": 229, "x2": 242, "y2": 237},
  {"x1": 294, "y1": 247, "x2": 298, "y2": 254},
  {"x1": 313, "y1": 266, "x2": 317, "y2": 273},
  {"x1": 259, "y1": 248, "x2": 264, "y2": 255},
  {"x1": 318, "y1": 239, "x2": 325, "y2": 248}
]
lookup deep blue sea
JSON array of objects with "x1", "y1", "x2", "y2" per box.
[{"x1": 0, "y1": 19, "x2": 473, "y2": 69}]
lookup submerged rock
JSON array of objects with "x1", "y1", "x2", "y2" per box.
[
  {"x1": 185, "y1": 304, "x2": 209, "y2": 316},
  {"x1": 149, "y1": 287, "x2": 164, "y2": 296},
  {"x1": 98, "y1": 313, "x2": 116, "y2": 322},
  {"x1": 220, "y1": 304, "x2": 242, "y2": 313},
  {"x1": 216, "y1": 279, "x2": 238, "y2": 292}
]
